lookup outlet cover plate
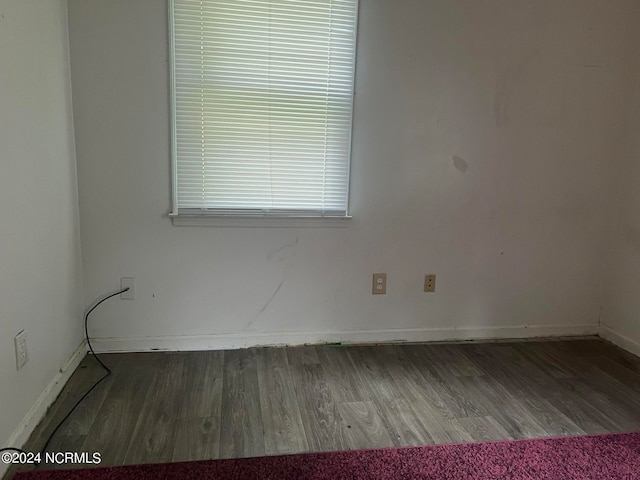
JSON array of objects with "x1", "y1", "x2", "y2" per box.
[
  {"x1": 372, "y1": 273, "x2": 387, "y2": 295},
  {"x1": 424, "y1": 274, "x2": 436, "y2": 293},
  {"x1": 15, "y1": 330, "x2": 28, "y2": 370}
]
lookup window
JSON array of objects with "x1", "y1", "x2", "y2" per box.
[{"x1": 169, "y1": 0, "x2": 358, "y2": 225}]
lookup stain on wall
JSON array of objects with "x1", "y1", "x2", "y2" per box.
[{"x1": 453, "y1": 155, "x2": 469, "y2": 173}]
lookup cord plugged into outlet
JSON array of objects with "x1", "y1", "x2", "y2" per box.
[
  {"x1": 120, "y1": 277, "x2": 135, "y2": 299},
  {"x1": 38, "y1": 286, "x2": 130, "y2": 458},
  {"x1": 3, "y1": 286, "x2": 131, "y2": 461}
]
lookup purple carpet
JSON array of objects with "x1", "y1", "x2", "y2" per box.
[{"x1": 16, "y1": 432, "x2": 640, "y2": 479}]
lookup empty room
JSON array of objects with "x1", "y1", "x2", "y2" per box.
[{"x1": 3, "y1": 0, "x2": 640, "y2": 478}]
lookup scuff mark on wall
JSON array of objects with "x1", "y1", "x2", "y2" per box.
[
  {"x1": 247, "y1": 236, "x2": 299, "y2": 327},
  {"x1": 494, "y1": 68, "x2": 511, "y2": 127},
  {"x1": 258, "y1": 280, "x2": 284, "y2": 315},
  {"x1": 246, "y1": 280, "x2": 286, "y2": 328},
  {"x1": 267, "y1": 236, "x2": 299, "y2": 261}
]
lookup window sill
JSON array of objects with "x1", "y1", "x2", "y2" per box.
[{"x1": 170, "y1": 213, "x2": 352, "y2": 228}]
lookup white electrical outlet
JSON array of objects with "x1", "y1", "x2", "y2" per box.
[
  {"x1": 372, "y1": 273, "x2": 387, "y2": 295},
  {"x1": 15, "y1": 330, "x2": 28, "y2": 370},
  {"x1": 120, "y1": 277, "x2": 135, "y2": 299},
  {"x1": 424, "y1": 274, "x2": 436, "y2": 293}
]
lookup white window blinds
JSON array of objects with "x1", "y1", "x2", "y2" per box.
[{"x1": 170, "y1": 0, "x2": 358, "y2": 218}]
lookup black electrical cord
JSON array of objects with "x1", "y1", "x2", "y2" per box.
[
  {"x1": 0, "y1": 288, "x2": 128, "y2": 466},
  {"x1": 37, "y1": 287, "x2": 130, "y2": 457}
]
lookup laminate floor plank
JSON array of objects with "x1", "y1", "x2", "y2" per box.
[
  {"x1": 407, "y1": 397, "x2": 474, "y2": 444},
  {"x1": 48, "y1": 355, "x2": 123, "y2": 445},
  {"x1": 484, "y1": 344, "x2": 558, "y2": 387},
  {"x1": 23, "y1": 356, "x2": 108, "y2": 455},
  {"x1": 172, "y1": 351, "x2": 224, "y2": 462},
  {"x1": 423, "y1": 344, "x2": 484, "y2": 377},
  {"x1": 590, "y1": 356, "x2": 640, "y2": 391},
  {"x1": 337, "y1": 401, "x2": 393, "y2": 450},
  {"x1": 560, "y1": 377, "x2": 640, "y2": 431},
  {"x1": 172, "y1": 417, "x2": 219, "y2": 463},
  {"x1": 379, "y1": 346, "x2": 453, "y2": 418},
  {"x1": 604, "y1": 348, "x2": 640, "y2": 376},
  {"x1": 316, "y1": 347, "x2": 370, "y2": 403},
  {"x1": 458, "y1": 416, "x2": 512, "y2": 442},
  {"x1": 372, "y1": 398, "x2": 435, "y2": 447},
  {"x1": 556, "y1": 339, "x2": 616, "y2": 358},
  {"x1": 462, "y1": 352, "x2": 585, "y2": 436},
  {"x1": 418, "y1": 356, "x2": 488, "y2": 418},
  {"x1": 124, "y1": 353, "x2": 188, "y2": 465},
  {"x1": 177, "y1": 351, "x2": 224, "y2": 420},
  {"x1": 457, "y1": 375, "x2": 548, "y2": 439},
  {"x1": 11, "y1": 338, "x2": 640, "y2": 480},
  {"x1": 398, "y1": 345, "x2": 485, "y2": 419},
  {"x1": 515, "y1": 342, "x2": 577, "y2": 379},
  {"x1": 286, "y1": 346, "x2": 319, "y2": 365},
  {"x1": 257, "y1": 348, "x2": 308, "y2": 455},
  {"x1": 539, "y1": 380, "x2": 618, "y2": 434},
  {"x1": 582, "y1": 368, "x2": 640, "y2": 412},
  {"x1": 219, "y1": 349, "x2": 265, "y2": 459},
  {"x1": 464, "y1": 344, "x2": 556, "y2": 398},
  {"x1": 514, "y1": 391, "x2": 585, "y2": 437},
  {"x1": 346, "y1": 346, "x2": 400, "y2": 402},
  {"x1": 79, "y1": 353, "x2": 157, "y2": 465},
  {"x1": 288, "y1": 363, "x2": 345, "y2": 452},
  {"x1": 536, "y1": 342, "x2": 593, "y2": 376}
]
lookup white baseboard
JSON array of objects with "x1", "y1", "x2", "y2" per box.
[
  {"x1": 1, "y1": 340, "x2": 87, "y2": 478},
  {"x1": 90, "y1": 323, "x2": 599, "y2": 353},
  {"x1": 599, "y1": 325, "x2": 640, "y2": 357}
]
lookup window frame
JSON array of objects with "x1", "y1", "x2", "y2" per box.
[{"x1": 167, "y1": 0, "x2": 359, "y2": 227}]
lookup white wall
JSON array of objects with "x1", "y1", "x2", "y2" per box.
[
  {"x1": 601, "y1": 56, "x2": 640, "y2": 354},
  {"x1": 67, "y1": 0, "x2": 640, "y2": 351},
  {"x1": 0, "y1": 0, "x2": 84, "y2": 455}
]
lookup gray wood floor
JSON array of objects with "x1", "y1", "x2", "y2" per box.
[{"x1": 7, "y1": 338, "x2": 640, "y2": 478}]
